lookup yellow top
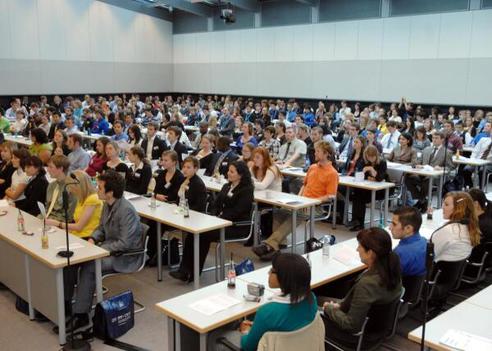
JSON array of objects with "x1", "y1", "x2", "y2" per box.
[{"x1": 71, "y1": 193, "x2": 103, "y2": 238}]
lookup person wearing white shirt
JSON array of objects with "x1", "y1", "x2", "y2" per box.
[
  {"x1": 380, "y1": 121, "x2": 401, "y2": 151},
  {"x1": 250, "y1": 147, "x2": 282, "y2": 192},
  {"x1": 10, "y1": 110, "x2": 28, "y2": 134},
  {"x1": 431, "y1": 192, "x2": 480, "y2": 263},
  {"x1": 5, "y1": 148, "x2": 30, "y2": 202},
  {"x1": 470, "y1": 136, "x2": 492, "y2": 160}
]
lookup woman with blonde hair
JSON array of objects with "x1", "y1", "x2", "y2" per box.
[
  {"x1": 431, "y1": 191, "x2": 481, "y2": 262},
  {"x1": 46, "y1": 170, "x2": 103, "y2": 238}
]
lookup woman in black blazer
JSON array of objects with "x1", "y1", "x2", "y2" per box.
[
  {"x1": 15, "y1": 156, "x2": 48, "y2": 216},
  {"x1": 170, "y1": 160, "x2": 254, "y2": 282},
  {"x1": 154, "y1": 150, "x2": 185, "y2": 204},
  {"x1": 125, "y1": 146, "x2": 152, "y2": 195},
  {"x1": 0, "y1": 142, "x2": 16, "y2": 198},
  {"x1": 348, "y1": 145, "x2": 389, "y2": 231}
]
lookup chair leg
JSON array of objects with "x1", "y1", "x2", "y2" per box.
[{"x1": 215, "y1": 243, "x2": 220, "y2": 283}]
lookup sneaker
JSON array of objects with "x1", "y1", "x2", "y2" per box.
[
  {"x1": 252, "y1": 244, "x2": 272, "y2": 257},
  {"x1": 169, "y1": 270, "x2": 192, "y2": 283},
  {"x1": 260, "y1": 249, "x2": 279, "y2": 262}
]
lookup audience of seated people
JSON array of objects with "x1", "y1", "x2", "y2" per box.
[{"x1": 2, "y1": 93, "x2": 492, "y2": 342}]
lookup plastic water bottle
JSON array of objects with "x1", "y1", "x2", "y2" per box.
[
  {"x1": 17, "y1": 210, "x2": 25, "y2": 232},
  {"x1": 227, "y1": 253, "x2": 236, "y2": 288},
  {"x1": 322, "y1": 235, "x2": 331, "y2": 257},
  {"x1": 183, "y1": 199, "x2": 190, "y2": 218}
]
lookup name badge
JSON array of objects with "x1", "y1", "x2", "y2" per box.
[
  {"x1": 164, "y1": 182, "x2": 171, "y2": 189},
  {"x1": 222, "y1": 162, "x2": 228, "y2": 166},
  {"x1": 135, "y1": 173, "x2": 141, "y2": 178},
  {"x1": 153, "y1": 146, "x2": 159, "y2": 150}
]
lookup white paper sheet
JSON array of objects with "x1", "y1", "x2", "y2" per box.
[
  {"x1": 55, "y1": 243, "x2": 85, "y2": 251},
  {"x1": 189, "y1": 294, "x2": 241, "y2": 316},
  {"x1": 439, "y1": 329, "x2": 492, "y2": 351},
  {"x1": 332, "y1": 245, "x2": 361, "y2": 266}
]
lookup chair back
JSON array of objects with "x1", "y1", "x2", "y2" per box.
[
  {"x1": 402, "y1": 275, "x2": 425, "y2": 304},
  {"x1": 257, "y1": 313, "x2": 325, "y2": 351},
  {"x1": 365, "y1": 287, "x2": 404, "y2": 338},
  {"x1": 430, "y1": 258, "x2": 468, "y2": 301}
]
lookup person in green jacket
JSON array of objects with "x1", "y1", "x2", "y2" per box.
[
  {"x1": 322, "y1": 227, "x2": 402, "y2": 348},
  {"x1": 0, "y1": 108, "x2": 11, "y2": 133},
  {"x1": 209, "y1": 253, "x2": 318, "y2": 351}
]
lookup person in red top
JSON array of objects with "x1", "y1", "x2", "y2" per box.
[
  {"x1": 86, "y1": 136, "x2": 109, "y2": 177},
  {"x1": 253, "y1": 141, "x2": 339, "y2": 260}
]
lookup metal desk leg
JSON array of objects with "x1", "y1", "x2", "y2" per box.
[
  {"x1": 332, "y1": 197, "x2": 337, "y2": 229},
  {"x1": 24, "y1": 255, "x2": 34, "y2": 320},
  {"x1": 253, "y1": 202, "x2": 259, "y2": 247},
  {"x1": 56, "y1": 269, "x2": 66, "y2": 345},
  {"x1": 291, "y1": 209, "x2": 297, "y2": 253},
  {"x1": 220, "y1": 228, "x2": 225, "y2": 281},
  {"x1": 384, "y1": 188, "x2": 389, "y2": 225},
  {"x1": 427, "y1": 176, "x2": 433, "y2": 209},
  {"x1": 481, "y1": 166, "x2": 487, "y2": 189},
  {"x1": 343, "y1": 187, "x2": 349, "y2": 225},
  {"x1": 157, "y1": 222, "x2": 162, "y2": 281},
  {"x1": 437, "y1": 174, "x2": 444, "y2": 208},
  {"x1": 176, "y1": 321, "x2": 181, "y2": 351},
  {"x1": 309, "y1": 206, "x2": 315, "y2": 239},
  {"x1": 95, "y1": 258, "x2": 103, "y2": 303},
  {"x1": 199, "y1": 333, "x2": 207, "y2": 351},
  {"x1": 193, "y1": 235, "x2": 200, "y2": 290},
  {"x1": 167, "y1": 317, "x2": 175, "y2": 351},
  {"x1": 370, "y1": 190, "x2": 376, "y2": 227}
]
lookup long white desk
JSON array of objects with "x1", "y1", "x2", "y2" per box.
[
  {"x1": 200, "y1": 175, "x2": 321, "y2": 250},
  {"x1": 453, "y1": 155, "x2": 492, "y2": 189},
  {"x1": 125, "y1": 193, "x2": 232, "y2": 289},
  {"x1": 0, "y1": 206, "x2": 109, "y2": 345},
  {"x1": 4, "y1": 134, "x2": 33, "y2": 147},
  {"x1": 408, "y1": 286, "x2": 492, "y2": 350},
  {"x1": 156, "y1": 238, "x2": 364, "y2": 351},
  {"x1": 279, "y1": 168, "x2": 395, "y2": 227}
]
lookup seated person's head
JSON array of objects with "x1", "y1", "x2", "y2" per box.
[
  {"x1": 47, "y1": 154, "x2": 70, "y2": 178},
  {"x1": 390, "y1": 207, "x2": 422, "y2": 239},
  {"x1": 182, "y1": 156, "x2": 199, "y2": 178},
  {"x1": 97, "y1": 170, "x2": 125, "y2": 201},
  {"x1": 69, "y1": 170, "x2": 96, "y2": 201},
  {"x1": 314, "y1": 140, "x2": 333, "y2": 163},
  {"x1": 468, "y1": 188, "x2": 491, "y2": 215},
  {"x1": 270, "y1": 253, "x2": 312, "y2": 304},
  {"x1": 227, "y1": 160, "x2": 252, "y2": 186},
  {"x1": 216, "y1": 136, "x2": 232, "y2": 152},
  {"x1": 356, "y1": 228, "x2": 401, "y2": 290}
]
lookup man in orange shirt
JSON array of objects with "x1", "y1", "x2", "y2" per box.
[{"x1": 253, "y1": 141, "x2": 339, "y2": 260}]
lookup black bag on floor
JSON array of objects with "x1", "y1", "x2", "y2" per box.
[
  {"x1": 162, "y1": 238, "x2": 180, "y2": 266},
  {"x1": 15, "y1": 295, "x2": 48, "y2": 321},
  {"x1": 93, "y1": 290, "x2": 134, "y2": 340},
  {"x1": 442, "y1": 176, "x2": 464, "y2": 198}
]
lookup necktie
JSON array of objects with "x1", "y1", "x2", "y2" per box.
[
  {"x1": 429, "y1": 147, "x2": 438, "y2": 164},
  {"x1": 386, "y1": 133, "x2": 392, "y2": 149},
  {"x1": 346, "y1": 138, "x2": 353, "y2": 158},
  {"x1": 213, "y1": 150, "x2": 230, "y2": 176},
  {"x1": 481, "y1": 141, "x2": 492, "y2": 160},
  {"x1": 283, "y1": 142, "x2": 292, "y2": 162}
]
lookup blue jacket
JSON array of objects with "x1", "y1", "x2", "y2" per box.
[
  {"x1": 394, "y1": 232, "x2": 427, "y2": 276},
  {"x1": 92, "y1": 118, "x2": 110, "y2": 135}
]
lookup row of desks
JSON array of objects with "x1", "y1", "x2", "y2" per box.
[{"x1": 0, "y1": 206, "x2": 108, "y2": 345}]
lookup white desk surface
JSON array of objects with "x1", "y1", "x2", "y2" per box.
[
  {"x1": 239, "y1": 239, "x2": 364, "y2": 290},
  {"x1": 126, "y1": 194, "x2": 232, "y2": 234},
  {"x1": 464, "y1": 284, "x2": 492, "y2": 310},
  {"x1": 408, "y1": 294, "x2": 492, "y2": 351},
  {"x1": 452, "y1": 156, "x2": 491, "y2": 166},
  {"x1": 462, "y1": 145, "x2": 475, "y2": 153},
  {"x1": 200, "y1": 176, "x2": 321, "y2": 210},
  {"x1": 0, "y1": 206, "x2": 109, "y2": 269},
  {"x1": 386, "y1": 162, "x2": 445, "y2": 177},
  {"x1": 420, "y1": 209, "x2": 444, "y2": 233},
  {"x1": 4, "y1": 134, "x2": 33, "y2": 146},
  {"x1": 155, "y1": 278, "x2": 276, "y2": 334},
  {"x1": 487, "y1": 192, "x2": 492, "y2": 202}
]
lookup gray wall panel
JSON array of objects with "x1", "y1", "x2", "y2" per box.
[{"x1": 319, "y1": 0, "x2": 381, "y2": 22}]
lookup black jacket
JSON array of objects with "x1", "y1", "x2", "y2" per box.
[
  {"x1": 214, "y1": 182, "x2": 254, "y2": 222},
  {"x1": 141, "y1": 136, "x2": 168, "y2": 160},
  {"x1": 0, "y1": 162, "x2": 15, "y2": 198},
  {"x1": 15, "y1": 173, "x2": 49, "y2": 216},
  {"x1": 184, "y1": 175, "x2": 207, "y2": 213},
  {"x1": 126, "y1": 163, "x2": 152, "y2": 195},
  {"x1": 191, "y1": 150, "x2": 217, "y2": 176},
  {"x1": 154, "y1": 169, "x2": 185, "y2": 203},
  {"x1": 170, "y1": 141, "x2": 188, "y2": 166}
]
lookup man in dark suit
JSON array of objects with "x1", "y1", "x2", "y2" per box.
[
  {"x1": 405, "y1": 131, "x2": 454, "y2": 212},
  {"x1": 166, "y1": 125, "x2": 188, "y2": 166},
  {"x1": 141, "y1": 121, "x2": 168, "y2": 160},
  {"x1": 210, "y1": 136, "x2": 238, "y2": 176}
]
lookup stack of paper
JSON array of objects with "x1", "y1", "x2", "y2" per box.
[
  {"x1": 333, "y1": 246, "x2": 361, "y2": 266},
  {"x1": 189, "y1": 294, "x2": 241, "y2": 316}
]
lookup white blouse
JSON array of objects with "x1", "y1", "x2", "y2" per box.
[
  {"x1": 432, "y1": 222, "x2": 472, "y2": 262},
  {"x1": 252, "y1": 168, "x2": 282, "y2": 192},
  {"x1": 11, "y1": 169, "x2": 29, "y2": 201}
]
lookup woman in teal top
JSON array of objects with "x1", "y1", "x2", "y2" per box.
[{"x1": 210, "y1": 253, "x2": 317, "y2": 351}]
